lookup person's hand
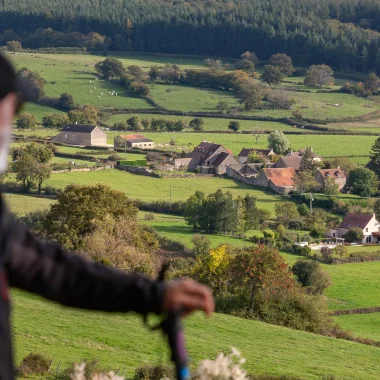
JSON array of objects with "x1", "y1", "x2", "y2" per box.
[{"x1": 163, "y1": 279, "x2": 214, "y2": 317}]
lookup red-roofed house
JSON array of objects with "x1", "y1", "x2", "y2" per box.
[
  {"x1": 256, "y1": 167, "x2": 297, "y2": 195},
  {"x1": 315, "y1": 168, "x2": 346, "y2": 191},
  {"x1": 328, "y1": 213, "x2": 380, "y2": 243},
  {"x1": 114, "y1": 134, "x2": 155, "y2": 149}
]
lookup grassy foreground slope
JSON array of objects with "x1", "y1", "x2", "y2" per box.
[{"x1": 12, "y1": 290, "x2": 380, "y2": 379}]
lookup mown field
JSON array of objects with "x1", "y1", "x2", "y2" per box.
[
  {"x1": 45, "y1": 169, "x2": 280, "y2": 213},
  {"x1": 7, "y1": 193, "x2": 55, "y2": 215},
  {"x1": 334, "y1": 313, "x2": 380, "y2": 341},
  {"x1": 12, "y1": 289, "x2": 380, "y2": 379}
]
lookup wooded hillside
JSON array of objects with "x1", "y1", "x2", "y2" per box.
[{"x1": 2, "y1": 0, "x2": 380, "y2": 72}]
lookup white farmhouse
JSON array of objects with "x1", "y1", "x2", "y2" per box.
[{"x1": 328, "y1": 213, "x2": 380, "y2": 244}]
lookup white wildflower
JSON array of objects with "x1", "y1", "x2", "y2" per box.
[{"x1": 71, "y1": 363, "x2": 86, "y2": 380}]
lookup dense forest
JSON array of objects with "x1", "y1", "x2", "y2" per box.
[{"x1": 2, "y1": 0, "x2": 380, "y2": 72}]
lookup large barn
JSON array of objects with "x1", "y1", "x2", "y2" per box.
[{"x1": 51, "y1": 124, "x2": 107, "y2": 146}]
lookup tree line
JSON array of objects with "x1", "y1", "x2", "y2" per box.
[{"x1": 2, "y1": 0, "x2": 380, "y2": 73}]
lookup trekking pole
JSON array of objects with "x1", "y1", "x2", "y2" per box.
[{"x1": 157, "y1": 264, "x2": 190, "y2": 380}]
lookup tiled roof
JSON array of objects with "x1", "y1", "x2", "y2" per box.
[
  {"x1": 318, "y1": 168, "x2": 346, "y2": 179},
  {"x1": 339, "y1": 213, "x2": 374, "y2": 229},
  {"x1": 238, "y1": 148, "x2": 273, "y2": 157},
  {"x1": 119, "y1": 134, "x2": 146, "y2": 141},
  {"x1": 62, "y1": 124, "x2": 97, "y2": 133},
  {"x1": 263, "y1": 168, "x2": 296, "y2": 187},
  {"x1": 277, "y1": 156, "x2": 302, "y2": 170},
  {"x1": 213, "y1": 152, "x2": 230, "y2": 167}
]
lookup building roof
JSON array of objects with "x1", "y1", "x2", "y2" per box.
[
  {"x1": 263, "y1": 168, "x2": 296, "y2": 187},
  {"x1": 118, "y1": 134, "x2": 147, "y2": 141},
  {"x1": 238, "y1": 148, "x2": 273, "y2": 157},
  {"x1": 129, "y1": 138, "x2": 153, "y2": 143},
  {"x1": 287, "y1": 149, "x2": 320, "y2": 159},
  {"x1": 213, "y1": 152, "x2": 231, "y2": 167},
  {"x1": 339, "y1": 213, "x2": 374, "y2": 230},
  {"x1": 187, "y1": 142, "x2": 226, "y2": 165},
  {"x1": 277, "y1": 156, "x2": 302, "y2": 170},
  {"x1": 62, "y1": 124, "x2": 97, "y2": 133},
  {"x1": 317, "y1": 168, "x2": 346, "y2": 179}
]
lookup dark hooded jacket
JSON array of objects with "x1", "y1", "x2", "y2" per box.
[{"x1": 0, "y1": 200, "x2": 164, "y2": 380}]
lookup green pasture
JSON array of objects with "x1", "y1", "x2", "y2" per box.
[
  {"x1": 334, "y1": 313, "x2": 380, "y2": 341},
  {"x1": 45, "y1": 169, "x2": 280, "y2": 213},
  {"x1": 247, "y1": 91, "x2": 378, "y2": 120},
  {"x1": 8, "y1": 53, "x2": 152, "y2": 109},
  {"x1": 105, "y1": 113, "x2": 302, "y2": 133},
  {"x1": 324, "y1": 262, "x2": 380, "y2": 310},
  {"x1": 141, "y1": 132, "x2": 377, "y2": 157},
  {"x1": 21, "y1": 103, "x2": 65, "y2": 123},
  {"x1": 51, "y1": 156, "x2": 98, "y2": 167},
  {"x1": 140, "y1": 212, "x2": 256, "y2": 249},
  {"x1": 12, "y1": 289, "x2": 380, "y2": 379},
  {"x1": 6, "y1": 193, "x2": 55, "y2": 215},
  {"x1": 149, "y1": 83, "x2": 240, "y2": 112}
]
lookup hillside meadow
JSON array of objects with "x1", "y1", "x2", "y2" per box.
[
  {"x1": 12, "y1": 289, "x2": 380, "y2": 379},
  {"x1": 44, "y1": 169, "x2": 280, "y2": 213},
  {"x1": 334, "y1": 313, "x2": 380, "y2": 341}
]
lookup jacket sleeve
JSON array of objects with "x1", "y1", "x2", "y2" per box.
[{"x1": 3, "y1": 219, "x2": 164, "y2": 315}]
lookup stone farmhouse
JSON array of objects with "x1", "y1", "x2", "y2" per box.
[
  {"x1": 237, "y1": 148, "x2": 275, "y2": 164},
  {"x1": 51, "y1": 124, "x2": 107, "y2": 146},
  {"x1": 187, "y1": 141, "x2": 238, "y2": 174},
  {"x1": 114, "y1": 134, "x2": 155, "y2": 149},
  {"x1": 315, "y1": 168, "x2": 346, "y2": 191},
  {"x1": 255, "y1": 168, "x2": 297, "y2": 195},
  {"x1": 328, "y1": 213, "x2": 380, "y2": 244}
]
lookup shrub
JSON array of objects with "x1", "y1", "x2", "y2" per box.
[
  {"x1": 263, "y1": 229, "x2": 275, "y2": 239},
  {"x1": 134, "y1": 365, "x2": 175, "y2": 380},
  {"x1": 108, "y1": 154, "x2": 122, "y2": 161},
  {"x1": 309, "y1": 268, "x2": 332, "y2": 295},
  {"x1": 345, "y1": 227, "x2": 364, "y2": 243},
  {"x1": 292, "y1": 260, "x2": 320, "y2": 287},
  {"x1": 18, "y1": 353, "x2": 50, "y2": 377},
  {"x1": 144, "y1": 213, "x2": 155, "y2": 221}
]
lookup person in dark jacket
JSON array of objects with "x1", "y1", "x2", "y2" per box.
[{"x1": 0, "y1": 54, "x2": 214, "y2": 380}]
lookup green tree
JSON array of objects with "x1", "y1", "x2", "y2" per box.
[
  {"x1": 58, "y1": 93, "x2": 75, "y2": 111},
  {"x1": 304, "y1": 65, "x2": 334, "y2": 88},
  {"x1": 248, "y1": 151, "x2": 266, "y2": 164},
  {"x1": 364, "y1": 72, "x2": 379, "y2": 93},
  {"x1": 24, "y1": 142, "x2": 54, "y2": 164},
  {"x1": 189, "y1": 118, "x2": 204, "y2": 131},
  {"x1": 267, "y1": 130, "x2": 290, "y2": 154},
  {"x1": 16, "y1": 113, "x2": 37, "y2": 130},
  {"x1": 127, "y1": 116, "x2": 141, "y2": 131},
  {"x1": 149, "y1": 65, "x2": 160, "y2": 81},
  {"x1": 237, "y1": 78, "x2": 263, "y2": 110},
  {"x1": 292, "y1": 260, "x2": 320, "y2": 287},
  {"x1": 129, "y1": 80, "x2": 150, "y2": 98},
  {"x1": 192, "y1": 234, "x2": 211, "y2": 256},
  {"x1": 35, "y1": 164, "x2": 52, "y2": 194},
  {"x1": 347, "y1": 167, "x2": 378, "y2": 197},
  {"x1": 17, "y1": 68, "x2": 45, "y2": 99},
  {"x1": 44, "y1": 184, "x2": 138, "y2": 250},
  {"x1": 13, "y1": 154, "x2": 38, "y2": 192},
  {"x1": 269, "y1": 53, "x2": 294, "y2": 76},
  {"x1": 6, "y1": 40, "x2": 22, "y2": 53},
  {"x1": 367, "y1": 137, "x2": 380, "y2": 178},
  {"x1": 261, "y1": 65, "x2": 283, "y2": 85},
  {"x1": 235, "y1": 59, "x2": 255, "y2": 73},
  {"x1": 297, "y1": 203, "x2": 310, "y2": 216},
  {"x1": 300, "y1": 147, "x2": 317, "y2": 172},
  {"x1": 82, "y1": 105, "x2": 100, "y2": 124},
  {"x1": 324, "y1": 177, "x2": 340, "y2": 196},
  {"x1": 240, "y1": 51, "x2": 258, "y2": 64},
  {"x1": 141, "y1": 118, "x2": 151, "y2": 130},
  {"x1": 127, "y1": 65, "x2": 145, "y2": 80},
  {"x1": 216, "y1": 100, "x2": 229, "y2": 114},
  {"x1": 228, "y1": 121, "x2": 240, "y2": 132},
  {"x1": 42, "y1": 113, "x2": 69, "y2": 129},
  {"x1": 68, "y1": 109, "x2": 86, "y2": 124},
  {"x1": 328, "y1": 157, "x2": 355, "y2": 174},
  {"x1": 275, "y1": 202, "x2": 300, "y2": 227},
  {"x1": 95, "y1": 58, "x2": 125, "y2": 79},
  {"x1": 345, "y1": 227, "x2": 364, "y2": 243},
  {"x1": 293, "y1": 170, "x2": 318, "y2": 193}
]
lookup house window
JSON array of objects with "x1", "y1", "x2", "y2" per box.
[
  {"x1": 333, "y1": 233, "x2": 336, "y2": 238},
  {"x1": 64, "y1": 133, "x2": 67, "y2": 139},
  {"x1": 366, "y1": 228, "x2": 369, "y2": 232}
]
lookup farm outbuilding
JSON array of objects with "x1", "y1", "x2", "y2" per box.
[{"x1": 51, "y1": 124, "x2": 107, "y2": 146}]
